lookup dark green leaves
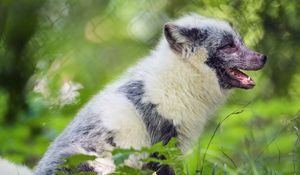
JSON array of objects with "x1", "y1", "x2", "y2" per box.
[
  {"x1": 112, "y1": 138, "x2": 185, "y2": 175},
  {"x1": 57, "y1": 154, "x2": 97, "y2": 175}
]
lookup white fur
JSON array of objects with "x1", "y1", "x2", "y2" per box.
[
  {"x1": 88, "y1": 90, "x2": 151, "y2": 149},
  {"x1": 96, "y1": 14, "x2": 230, "y2": 151},
  {"x1": 98, "y1": 42, "x2": 228, "y2": 151},
  {"x1": 143, "y1": 45, "x2": 227, "y2": 151},
  {"x1": 0, "y1": 158, "x2": 33, "y2": 175},
  {"x1": 174, "y1": 14, "x2": 233, "y2": 34}
]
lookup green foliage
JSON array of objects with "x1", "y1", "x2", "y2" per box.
[
  {"x1": 112, "y1": 138, "x2": 184, "y2": 175},
  {"x1": 57, "y1": 154, "x2": 97, "y2": 175},
  {"x1": 51, "y1": 139, "x2": 183, "y2": 175},
  {"x1": 50, "y1": 114, "x2": 300, "y2": 174},
  {"x1": 186, "y1": 102, "x2": 300, "y2": 175}
]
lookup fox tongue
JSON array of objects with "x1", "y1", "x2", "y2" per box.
[
  {"x1": 227, "y1": 68, "x2": 255, "y2": 86},
  {"x1": 239, "y1": 74, "x2": 255, "y2": 85}
]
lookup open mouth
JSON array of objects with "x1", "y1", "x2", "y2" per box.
[
  {"x1": 222, "y1": 67, "x2": 256, "y2": 89},
  {"x1": 217, "y1": 67, "x2": 255, "y2": 89}
]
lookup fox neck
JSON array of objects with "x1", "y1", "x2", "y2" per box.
[{"x1": 141, "y1": 42, "x2": 229, "y2": 150}]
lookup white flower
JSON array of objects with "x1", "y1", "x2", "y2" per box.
[{"x1": 59, "y1": 81, "x2": 83, "y2": 106}]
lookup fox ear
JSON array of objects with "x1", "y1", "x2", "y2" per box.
[
  {"x1": 164, "y1": 23, "x2": 208, "y2": 57},
  {"x1": 164, "y1": 23, "x2": 189, "y2": 53}
]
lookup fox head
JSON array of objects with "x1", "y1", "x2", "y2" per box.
[{"x1": 164, "y1": 14, "x2": 267, "y2": 89}]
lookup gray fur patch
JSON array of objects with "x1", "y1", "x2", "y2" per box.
[
  {"x1": 77, "y1": 162, "x2": 95, "y2": 172},
  {"x1": 54, "y1": 162, "x2": 95, "y2": 174},
  {"x1": 105, "y1": 132, "x2": 117, "y2": 147},
  {"x1": 164, "y1": 24, "x2": 208, "y2": 54},
  {"x1": 35, "y1": 114, "x2": 117, "y2": 175},
  {"x1": 74, "y1": 123, "x2": 97, "y2": 135},
  {"x1": 218, "y1": 32, "x2": 234, "y2": 49},
  {"x1": 119, "y1": 80, "x2": 177, "y2": 145},
  {"x1": 179, "y1": 27, "x2": 208, "y2": 45}
]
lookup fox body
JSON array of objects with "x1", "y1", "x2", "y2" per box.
[{"x1": 32, "y1": 14, "x2": 267, "y2": 175}]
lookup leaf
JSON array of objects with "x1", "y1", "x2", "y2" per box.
[
  {"x1": 113, "y1": 165, "x2": 153, "y2": 175},
  {"x1": 111, "y1": 138, "x2": 185, "y2": 174},
  {"x1": 112, "y1": 147, "x2": 138, "y2": 166},
  {"x1": 62, "y1": 154, "x2": 97, "y2": 168},
  {"x1": 57, "y1": 154, "x2": 97, "y2": 174}
]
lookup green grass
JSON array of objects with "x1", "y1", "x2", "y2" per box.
[
  {"x1": 1, "y1": 98, "x2": 299, "y2": 174},
  {"x1": 54, "y1": 98, "x2": 300, "y2": 175}
]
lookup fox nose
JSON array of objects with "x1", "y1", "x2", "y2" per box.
[{"x1": 262, "y1": 55, "x2": 267, "y2": 64}]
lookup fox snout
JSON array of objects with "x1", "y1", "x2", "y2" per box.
[{"x1": 241, "y1": 48, "x2": 267, "y2": 70}]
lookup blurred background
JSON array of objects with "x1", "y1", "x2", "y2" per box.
[{"x1": 0, "y1": 0, "x2": 299, "y2": 174}]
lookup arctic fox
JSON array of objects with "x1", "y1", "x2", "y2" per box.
[{"x1": 2, "y1": 13, "x2": 267, "y2": 175}]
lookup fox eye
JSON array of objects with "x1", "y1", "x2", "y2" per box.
[{"x1": 220, "y1": 43, "x2": 235, "y2": 49}]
